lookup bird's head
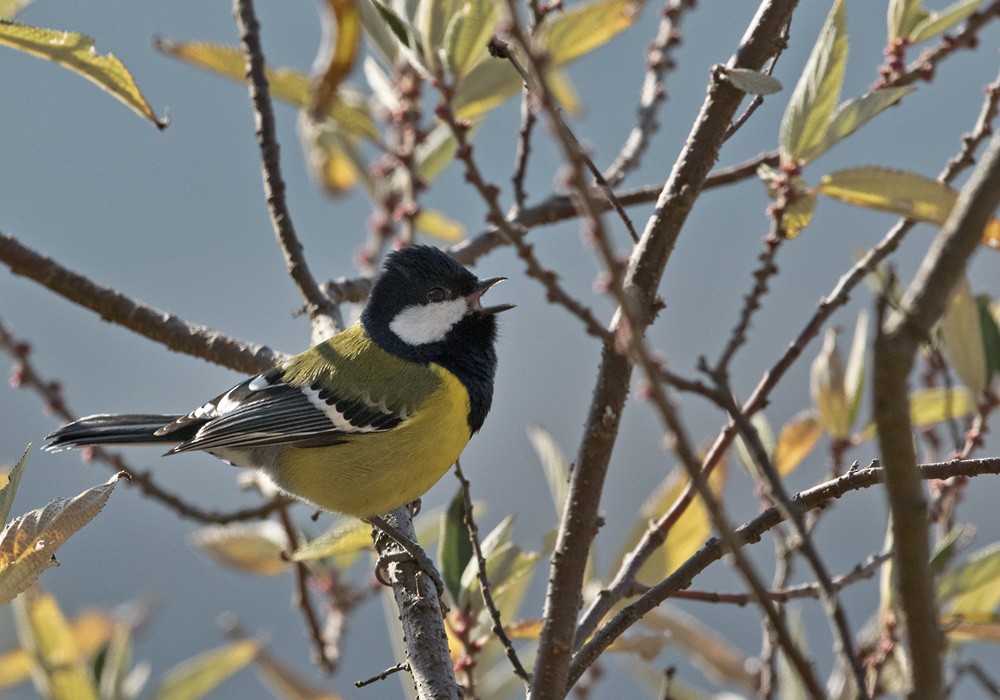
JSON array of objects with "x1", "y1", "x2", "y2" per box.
[{"x1": 361, "y1": 245, "x2": 514, "y2": 364}]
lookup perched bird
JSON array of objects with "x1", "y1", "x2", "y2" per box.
[{"x1": 46, "y1": 245, "x2": 513, "y2": 520}]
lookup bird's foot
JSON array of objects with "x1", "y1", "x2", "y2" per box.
[{"x1": 369, "y1": 515, "x2": 446, "y2": 602}]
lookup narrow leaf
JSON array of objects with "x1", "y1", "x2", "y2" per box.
[
  {"x1": 299, "y1": 117, "x2": 359, "y2": 194},
  {"x1": 416, "y1": 0, "x2": 455, "y2": 69},
  {"x1": 939, "y1": 543, "x2": 1000, "y2": 616},
  {"x1": 291, "y1": 519, "x2": 370, "y2": 562},
  {"x1": 888, "y1": 0, "x2": 929, "y2": 41},
  {"x1": 13, "y1": 588, "x2": 98, "y2": 700},
  {"x1": 811, "y1": 327, "x2": 850, "y2": 439},
  {"x1": 309, "y1": 0, "x2": 362, "y2": 120},
  {"x1": 857, "y1": 386, "x2": 975, "y2": 441},
  {"x1": 0, "y1": 473, "x2": 124, "y2": 606},
  {"x1": 782, "y1": 190, "x2": 817, "y2": 238},
  {"x1": 0, "y1": 20, "x2": 165, "y2": 128},
  {"x1": 445, "y1": 0, "x2": 500, "y2": 78},
  {"x1": 817, "y1": 167, "x2": 957, "y2": 224},
  {"x1": 984, "y1": 219, "x2": 1000, "y2": 250},
  {"x1": 774, "y1": 410, "x2": 823, "y2": 475},
  {"x1": 0, "y1": 446, "x2": 30, "y2": 526},
  {"x1": 845, "y1": 309, "x2": 869, "y2": 428},
  {"x1": 415, "y1": 209, "x2": 465, "y2": 242},
  {"x1": 356, "y1": 0, "x2": 400, "y2": 63},
  {"x1": 977, "y1": 294, "x2": 1000, "y2": 385},
  {"x1": 734, "y1": 413, "x2": 775, "y2": 477},
  {"x1": 726, "y1": 67, "x2": 783, "y2": 95},
  {"x1": 908, "y1": 0, "x2": 981, "y2": 44},
  {"x1": 527, "y1": 424, "x2": 570, "y2": 518},
  {"x1": 154, "y1": 640, "x2": 258, "y2": 700},
  {"x1": 250, "y1": 645, "x2": 341, "y2": 700},
  {"x1": 821, "y1": 87, "x2": 914, "y2": 155},
  {"x1": 415, "y1": 122, "x2": 460, "y2": 180},
  {"x1": 189, "y1": 522, "x2": 289, "y2": 576},
  {"x1": 452, "y1": 57, "x2": 522, "y2": 120},
  {"x1": 941, "y1": 613, "x2": 1000, "y2": 642},
  {"x1": 0, "y1": 0, "x2": 32, "y2": 21},
  {"x1": 779, "y1": 0, "x2": 848, "y2": 164},
  {"x1": 940, "y1": 275, "x2": 987, "y2": 396},
  {"x1": 539, "y1": 0, "x2": 639, "y2": 67},
  {"x1": 439, "y1": 489, "x2": 473, "y2": 604}
]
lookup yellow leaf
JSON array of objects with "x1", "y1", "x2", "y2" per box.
[
  {"x1": 189, "y1": 521, "x2": 290, "y2": 576},
  {"x1": 13, "y1": 588, "x2": 98, "y2": 700},
  {"x1": 983, "y1": 218, "x2": 1000, "y2": 250},
  {"x1": 774, "y1": 410, "x2": 822, "y2": 475},
  {"x1": 942, "y1": 613, "x2": 1000, "y2": 643},
  {"x1": 309, "y1": 0, "x2": 361, "y2": 121},
  {"x1": 251, "y1": 645, "x2": 341, "y2": 700},
  {"x1": 939, "y1": 543, "x2": 1000, "y2": 616},
  {"x1": 856, "y1": 386, "x2": 975, "y2": 441},
  {"x1": 940, "y1": 275, "x2": 988, "y2": 396},
  {"x1": 452, "y1": 57, "x2": 522, "y2": 120},
  {"x1": 0, "y1": 445, "x2": 29, "y2": 526},
  {"x1": 779, "y1": 0, "x2": 847, "y2": 164},
  {"x1": 545, "y1": 68, "x2": 582, "y2": 116},
  {"x1": 0, "y1": 0, "x2": 32, "y2": 21},
  {"x1": 538, "y1": 0, "x2": 640, "y2": 67},
  {"x1": 817, "y1": 167, "x2": 957, "y2": 224},
  {"x1": 444, "y1": 0, "x2": 500, "y2": 78},
  {"x1": 811, "y1": 328, "x2": 850, "y2": 439},
  {"x1": 291, "y1": 519, "x2": 370, "y2": 562},
  {"x1": 781, "y1": 190, "x2": 817, "y2": 238},
  {"x1": 155, "y1": 640, "x2": 259, "y2": 700},
  {"x1": 415, "y1": 209, "x2": 465, "y2": 242},
  {"x1": 0, "y1": 20, "x2": 164, "y2": 128},
  {"x1": 154, "y1": 39, "x2": 376, "y2": 140},
  {"x1": 505, "y1": 619, "x2": 542, "y2": 639}
]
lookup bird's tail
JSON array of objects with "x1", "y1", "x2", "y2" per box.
[{"x1": 44, "y1": 414, "x2": 188, "y2": 451}]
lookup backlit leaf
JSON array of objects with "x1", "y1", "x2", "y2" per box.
[
  {"x1": 845, "y1": 309, "x2": 869, "y2": 428},
  {"x1": 527, "y1": 424, "x2": 570, "y2": 518},
  {"x1": 189, "y1": 521, "x2": 289, "y2": 576},
  {"x1": 415, "y1": 122, "x2": 460, "y2": 180},
  {"x1": 439, "y1": 489, "x2": 473, "y2": 604},
  {"x1": 309, "y1": 0, "x2": 362, "y2": 120},
  {"x1": 774, "y1": 410, "x2": 822, "y2": 476},
  {"x1": 416, "y1": 0, "x2": 455, "y2": 70},
  {"x1": 984, "y1": 219, "x2": 1000, "y2": 250},
  {"x1": 939, "y1": 543, "x2": 1000, "y2": 616},
  {"x1": 734, "y1": 412, "x2": 775, "y2": 477},
  {"x1": 452, "y1": 57, "x2": 522, "y2": 120},
  {"x1": 781, "y1": 190, "x2": 817, "y2": 238},
  {"x1": 356, "y1": 0, "x2": 400, "y2": 63},
  {"x1": 940, "y1": 275, "x2": 987, "y2": 396},
  {"x1": 445, "y1": 0, "x2": 500, "y2": 78},
  {"x1": 251, "y1": 645, "x2": 341, "y2": 700},
  {"x1": 907, "y1": 0, "x2": 981, "y2": 44},
  {"x1": 299, "y1": 117, "x2": 359, "y2": 194},
  {"x1": 154, "y1": 640, "x2": 258, "y2": 700},
  {"x1": 977, "y1": 295, "x2": 1000, "y2": 386},
  {"x1": 13, "y1": 588, "x2": 97, "y2": 700},
  {"x1": 0, "y1": 473, "x2": 124, "y2": 606},
  {"x1": 857, "y1": 386, "x2": 975, "y2": 441},
  {"x1": 726, "y1": 67, "x2": 783, "y2": 95},
  {"x1": 779, "y1": 0, "x2": 847, "y2": 164},
  {"x1": 415, "y1": 209, "x2": 465, "y2": 242},
  {"x1": 291, "y1": 519, "x2": 370, "y2": 563},
  {"x1": 0, "y1": 446, "x2": 29, "y2": 526},
  {"x1": 0, "y1": 21, "x2": 165, "y2": 128},
  {"x1": 538, "y1": 0, "x2": 639, "y2": 67},
  {"x1": 546, "y1": 68, "x2": 582, "y2": 116},
  {"x1": 811, "y1": 327, "x2": 850, "y2": 439},
  {"x1": 817, "y1": 167, "x2": 957, "y2": 224},
  {"x1": 0, "y1": 0, "x2": 31, "y2": 20},
  {"x1": 888, "y1": 0, "x2": 929, "y2": 41},
  {"x1": 821, "y1": 87, "x2": 914, "y2": 155}
]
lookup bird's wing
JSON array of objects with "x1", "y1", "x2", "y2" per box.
[{"x1": 162, "y1": 325, "x2": 440, "y2": 452}]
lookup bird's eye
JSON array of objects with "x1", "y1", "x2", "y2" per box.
[{"x1": 427, "y1": 287, "x2": 446, "y2": 302}]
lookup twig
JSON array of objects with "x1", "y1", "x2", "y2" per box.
[
  {"x1": 566, "y1": 457, "x2": 1000, "y2": 688},
  {"x1": 355, "y1": 661, "x2": 410, "y2": 688},
  {"x1": 872, "y1": 129, "x2": 1000, "y2": 699},
  {"x1": 511, "y1": 83, "x2": 538, "y2": 214},
  {"x1": 0, "y1": 233, "x2": 285, "y2": 374},
  {"x1": 723, "y1": 19, "x2": 790, "y2": 142},
  {"x1": 276, "y1": 505, "x2": 337, "y2": 673},
  {"x1": 232, "y1": 0, "x2": 341, "y2": 339},
  {"x1": 453, "y1": 461, "x2": 531, "y2": 684},
  {"x1": 603, "y1": 0, "x2": 696, "y2": 187}
]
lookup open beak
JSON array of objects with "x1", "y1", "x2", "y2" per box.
[{"x1": 468, "y1": 277, "x2": 515, "y2": 315}]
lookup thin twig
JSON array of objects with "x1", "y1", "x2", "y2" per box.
[
  {"x1": 723, "y1": 19, "x2": 790, "y2": 142},
  {"x1": 511, "y1": 83, "x2": 537, "y2": 214},
  {"x1": 355, "y1": 661, "x2": 410, "y2": 688},
  {"x1": 453, "y1": 461, "x2": 531, "y2": 684},
  {"x1": 233, "y1": 0, "x2": 341, "y2": 339}
]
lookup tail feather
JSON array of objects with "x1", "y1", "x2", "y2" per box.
[{"x1": 45, "y1": 414, "x2": 191, "y2": 451}]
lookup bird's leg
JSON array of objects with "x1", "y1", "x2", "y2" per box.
[
  {"x1": 369, "y1": 515, "x2": 445, "y2": 600},
  {"x1": 408, "y1": 498, "x2": 422, "y2": 517}
]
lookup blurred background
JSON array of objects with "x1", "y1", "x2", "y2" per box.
[{"x1": 2, "y1": 0, "x2": 999, "y2": 697}]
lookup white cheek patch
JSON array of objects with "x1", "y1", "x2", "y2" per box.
[{"x1": 389, "y1": 299, "x2": 467, "y2": 345}]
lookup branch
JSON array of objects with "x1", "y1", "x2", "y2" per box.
[
  {"x1": 872, "y1": 130, "x2": 1000, "y2": 699},
  {"x1": 232, "y1": 0, "x2": 341, "y2": 340},
  {"x1": 567, "y1": 457, "x2": 1000, "y2": 687},
  {"x1": 0, "y1": 233, "x2": 285, "y2": 374}
]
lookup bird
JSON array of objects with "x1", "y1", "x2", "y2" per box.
[{"x1": 45, "y1": 245, "x2": 513, "y2": 522}]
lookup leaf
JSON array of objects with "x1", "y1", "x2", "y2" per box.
[
  {"x1": 725, "y1": 67, "x2": 783, "y2": 95},
  {"x1": 939, "y1": 543, "x2": 1000, "y2": 616},
  {"x1": 774, "y1": 410, "x2": 823, "y2": 475},
  {"x1": 416, "y1": 0, "x2": 455, "y2": 70},
  {"x1": 546, "y1": 68, "x2": 582, "y2": 116},
  {"x1": 776, "y1": 608, "x2": 809, "y2": 700},
  {"x1": 415, "y1": 122, "x2": 460, "y2": 180},
  {"x1": 291, "y1": 519, "x2": 370, "y2": 562},
  {"x1": 0, "y1": 473, "x2": 124, "y2": 606},
  {"x1": 734, "y1": 412, "x2": 775, "y2": 477},
  {"x1": 978, "y1": 294, "x2": 1000, "y2": 385},
  {"x1": 779, "y1": 0, "x2": 848, "y2": 164},
  {"x1": 983, "y1": 219, "x2": 1000, "y2": 250},
  {"x1": 817, "y1": 167, "x2": 957, "y2": 224},
  {"x1": 538, "y1": 0, "x2": 640, "y2": 67},
  {"x1": 154, "y1": 640, "x2": 258, "y2": 700},
  {"x1": 452, "y1": 57, "x2": 522, "y2": 120},
  {"x1": 299, "y1": 117, "x2": 359, "y2": 194},
  {"x1": 310, "y1": 0, "x2": 362, "y2": 120},
  {"x1": 845, "y1": 309, "x2": 869, "y2": 428},
  {"x1": 356, "y1": 0, "x2": 400, "y2": 64},
  {"x1": 439, "y1": 489, "x2": 473, "y2": 604},
  {"x1": 888, "y1": 0, "x2": 929, "y2": 41},
  {"x1": 445, "y1": 0, "x2": 500, "y2": 78},
  {"x1": 907, "y1": 0, "x2": 981, "y2": 44},
  {"x1": 811, "y1": 327, "x2": 850, "y2": 439},
  {"x1": 0, "y1": 0, "x2": 32, "y2": 20},
  {"x1": 96, "y1": 626, "x2": 133, "y2": 700},
  {"x1": 250, "y1": 645, "x2": 341, "y2": 700},
  {"x1": 154, "y1": 39, "x2": 377, "y2": 139},
  {"x1": 821, "y1": 87, "x2": 914, "y2": 155},
  {"x1": 363, "y1": 55, "x2": 398, "y2": 111},
  {"x1": 941, "y1": 613, "x2": 1000, "y2": 642},
  {"x1": 13, "y1": 588, "x2": 98, "y2": 700},
  {"x1": 0, "y1": 20, "x2": 165, "y2": 128},
  {"x1": 940, "y1": 275, "x2": 987, "y2": 396},
  {"x1": 857, "y1": 387, "x2": 975, "y2": 441},
  {"x1": 527, "y1": 424, "x2": 570, "y2": 518},
  {"x1": 0, "y1": 445, "x2": 29, "y2": 526},
  {"x1": 781, "y1": 190, "x2": 817, "y2": 239},
  {"x1": 189, "y1": 521, "x2": 290, "y2": 576},
  {"x1": 415, "y1": 209, "x2": 465, "y2": 242}
]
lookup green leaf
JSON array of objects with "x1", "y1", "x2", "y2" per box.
[
  {"x1": 725, "y1": 67, "x2": 783, "y2": 95},
  {"x1": 452, "y1": 57, "x2": 522, "y2": 120},
  {"x1": 907, "y1": 0, "x2": 981, "y2": 44},
  {"x1": 857, "y1": 386, "x2": 975, "y2": 441},
  {"x1": 845, "y1": 309, "x2": 869, "y2": 428},
  {"x1": 0, "y1": 473, "x2": 124, "y2": 607},
  {"x1": 734, "y1": 412, "x2": 775, "y2": 477},
  {"x1": 939, "y1": 543, "x2": 1000, "y2": 616},
  {"x1": 888, "y1": 0, "x2": 929, "y2": 41},
  {"x1": 370, "y1": 1, "x2": 414, "y2": 49},
  {"x1": 189, "y1": 521, "x2": 290, "y2": 576},
  {"x1": 538, "y1": 0, "x2": 640, "y2": 67},
  {"x1": 821, "y1": 87, "x2": 914, "y2": 155},
  {"x1": 416, "y1": 0, "x2": 455, "y2": 69},
  {"x1": 415, "y1": 122, "x2": 460, "y2": 181},
  {"x1": 445, "y1": 0, "x2": 500, "y2": 78},
  {"x1": 817, "y1": 167, "x2": 957, "y2": 224},
  {"x1": 0, "y1": 20, "x2": 165, "y2": 128},
  {"x1": 415, "y1": 209, "x2": 465, "y2": 242},
  {"x1": 811, "y1": 327, "x2": 850, "y2": 439},
  {"x1": 0, "y1": 0, "x2": 32, "y2": 20},
  {"x1": 155, "y1": 640, "x2": 258, "y2": 700},
  {"x1": 978, "y1": 294, "x2": 1000, "y2": 386},
  {"x1": 527, "y1": 424, "x2": 570, "y2": 518},
  {"x1": 782, "y1": 189, "x2": 817, "y2": 238},
  {"x1": 940, "y1": 275, "x2": 987, "y2": 396},
  {"x1": 0, "y1": 446, "x2": 29, "y2": 526},
  {"x1": 439, "y1": 489, "x2": 473, "y2": 604},
  {"x1": 13, "y1": 588, "x2": 98, "y2": 700},
  {"x1": 290, "y1": 519, "x2": 370, "y2": 562},
  {"x1": 96, "y1": 626, "x2": 134, "y2": 700},
  {"x1": 774, "y1": 410, "x2": 822, "y2": 476},
  {"x1": 356, "y1": 0, "x2": 400, "y2": 63},
  {"x1": 779, "y1": 0, "x2": 848, "y2": 164}
]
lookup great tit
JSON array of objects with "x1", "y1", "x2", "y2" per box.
[{"x1": 45, "y1": 245, "x2": 513, "y2": 519}]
